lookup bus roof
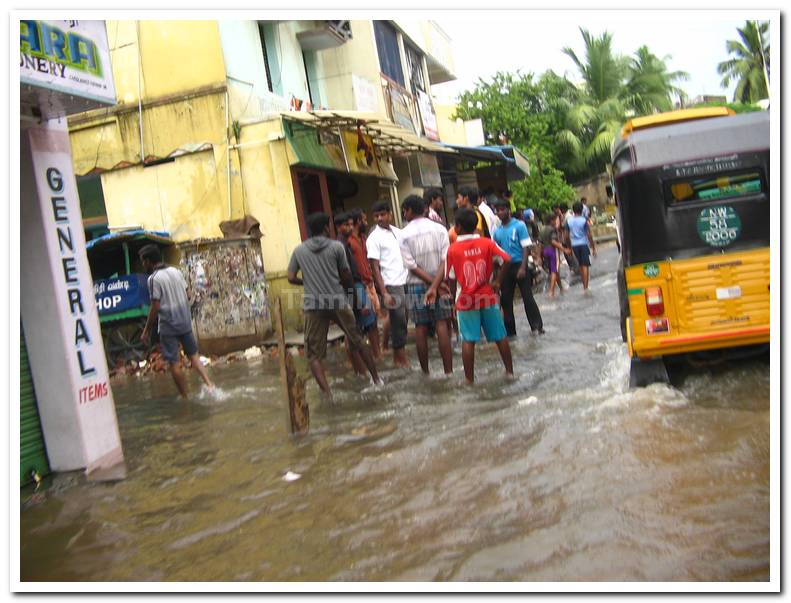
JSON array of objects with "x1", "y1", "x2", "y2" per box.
[{"x1": 620, "y1": 107, "x2": 736, "y2": 137}]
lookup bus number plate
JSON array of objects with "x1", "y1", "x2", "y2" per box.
[{"x1": 716, "y1": 286, "x2": 742, "y2": 300}]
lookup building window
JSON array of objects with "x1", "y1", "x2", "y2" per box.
[
  {"x1": 373, "y1": 21, "x2": 404, "y2": 87},
  {"x1": 405, "y1": 43, "x2": 426, "y2": 97},
  {"x1": 303, "y1": 50, "x2": 323, "y2": 108},
  {"x1": 258, "y1": 22, "x2": 283, "y2": 97}
]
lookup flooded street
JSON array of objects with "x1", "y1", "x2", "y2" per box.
[{"x1": 20, "y1": 243, "x2": 770, "y2": 582}]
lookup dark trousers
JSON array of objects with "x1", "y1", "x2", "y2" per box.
[{"x1": 501, "y1": 262, "x2": 543, "y2": 336}]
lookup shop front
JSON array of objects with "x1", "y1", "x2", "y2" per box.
[
  {"x1": 442, "y1": 144, "x2": 531, "y2": 212},
  {"x1": 282, "y1": 111, "x2": 453, "y2": 239}
]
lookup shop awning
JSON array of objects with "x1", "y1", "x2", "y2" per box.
[
  {"x1": 86, "y1": 229, "x2": 173, "y2": 251},
  {"x1": 445, "y1": 144, "x2": 531, "y2": 180},
  {"x1": 282, "y1": 110, "x2": 456, "y2": 156}
]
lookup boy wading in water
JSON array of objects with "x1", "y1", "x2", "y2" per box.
[
  {"x1": 139, "y1": 244, "x2": 214, "y2": 398},
  {"x1": 445, "y1": 208, "x2": 514, "y2": 384}
]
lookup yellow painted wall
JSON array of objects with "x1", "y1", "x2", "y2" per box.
[
  {"x1": 107, "y1": 20, "x2": 226, "y2": 105},
  {"x1": 434, "y1": 103, "x2": 468, "y2": 145},
  {"x1": 100, "y1": 149, "x2": 226, "y2": 241},
  {"x1": 235, "y1": 119, "x2": 307, "y2": 331},
  {"x1": 70, "y1": 90, "x2": 229, "y2": 174}
]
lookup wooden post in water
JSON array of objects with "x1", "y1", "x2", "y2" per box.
[{"x1": 274, "y1": 297, "x2": 309, "y2": 435}]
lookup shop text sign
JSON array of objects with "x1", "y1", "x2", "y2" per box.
[
  {"x1": 20, "y1": 20, "x2": 115, "y2": 104},
  {"x1": 29, "y1": 121, "x2": 112, "y2": 408},
  {"x1": 94, "y1": 274, "x2": 150, "y2": 315}
]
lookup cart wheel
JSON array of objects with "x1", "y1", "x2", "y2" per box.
[{"x1": 103, "y1": 319, "x2": 155, "y2": 369}]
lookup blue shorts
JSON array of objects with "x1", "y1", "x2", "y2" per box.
[
  {"x1": 457, "y1": 305, "x2": 507, "y2": 343},
  {"x1": 353, "y1": 282, "x2": 377, "y2": 332},
  {"x1": 573, "y1": 245, "x2": 591, "y2": 267},
  {"x1": 160, "y1": 331, "x2": 199, "y2": 364},
  {"x1": 405, "y1": 283, "x2": 453, "y2": 326}
]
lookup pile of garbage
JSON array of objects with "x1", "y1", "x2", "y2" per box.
[{"x1": 108, "y1": 342, "x2": 313, "y2": 380}]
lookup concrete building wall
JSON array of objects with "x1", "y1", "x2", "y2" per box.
[
  {"x1": 573, "y1": 172, "x2": 611, "y2": 209},
  {"x1": 100, "y1": 149, "x2": 227, "y2": 240},
  {"x1": 318, "y1": 21, "x2": 387, "y2": 115},
  {"x1": 109, "y1": 20, "x2": 226, "y2": 105}
]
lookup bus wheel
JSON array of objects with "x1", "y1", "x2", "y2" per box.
[{"x1": 629, "y1": 357, "x2": 669, "y2": 388}]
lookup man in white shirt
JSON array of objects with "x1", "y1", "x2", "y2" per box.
[
  {"x1": 399, "y1": 195, "x2": 453, "y2": 375},
  {"x1": 477, "y1": 188, "x2": 501, "y2": 233},
  {"x1": 366, "y1": 200, "x2": 409, "y2": 368}
]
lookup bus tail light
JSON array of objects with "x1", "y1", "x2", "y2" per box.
[{"x1": 645, "y1": 286, "x2": 664, "y2": 316}]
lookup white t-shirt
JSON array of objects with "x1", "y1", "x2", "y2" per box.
[
  {"x1": 478, "y1": 200, "x2": 501, "y2": 233},
  {"x1": 398, "y1": 217, "x2": 450, "y2": 285},
  {"x1": 366, "y1": 224, "x2": 408, "y2": 287}
]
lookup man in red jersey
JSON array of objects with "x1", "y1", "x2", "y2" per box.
[{"x1": 442, "y1": 207, "x2": 514, "y2": 384}]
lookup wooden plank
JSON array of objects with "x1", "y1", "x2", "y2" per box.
[{"x1": 275, "y1": 297, "x2": 309, "y2": 435}]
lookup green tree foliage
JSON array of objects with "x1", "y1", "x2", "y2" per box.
[
  {"x1": 454, "y1": 72, "x2": 575, "y2": 216},
  {"x1": 717, "y1": 20, "x2": 770, "y2": 103},
  {"x1": 556, "y1": 29, "x2": 688, "y2": 179},
  {"x1": 689, "y1": 100, "x2": 764, "y2": 114},
  {"x1": 454, "y1": 29, "x2": 693, "y2": 190}
]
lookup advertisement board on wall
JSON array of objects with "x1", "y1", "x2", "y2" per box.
[
  {"x1": 417, "y1": 90, "x2": 440, "y2": 141},
  {"x1": 20, "y1": 19, "x2": 116, "y2": 118},
  {"x1": 352, "y1": 74, "x2": 379, "y2": 114}
]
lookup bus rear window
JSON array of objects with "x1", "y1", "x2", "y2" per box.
[{"x1": 667, "y1": 171, "x2": 764, "y2": 204}]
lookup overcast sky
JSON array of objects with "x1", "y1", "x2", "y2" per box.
[{"x1": 430, "y1": 12, "x2": 765, "y2": 104}]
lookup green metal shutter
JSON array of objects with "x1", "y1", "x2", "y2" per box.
[{"x1": 20, "y1": 325, "x2": 49, "y2": 487}]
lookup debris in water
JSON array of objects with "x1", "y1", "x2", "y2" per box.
[
  {"x1": 518, "y1": 396, "x2": 539, "y2": 406},
  {"x1": 243, "y1": 346, "x2": 262, "y2": 359},
  {"x1": 283, "y1": 471, "x2": 301, "y2": 482}
]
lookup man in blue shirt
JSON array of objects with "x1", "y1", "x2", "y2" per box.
[
  {"x1": 565, "y1": 201, "x2": 597, "y2": 290},
  {"x1": 493, "y1": 200, "x2": 544, "y2": 337}
]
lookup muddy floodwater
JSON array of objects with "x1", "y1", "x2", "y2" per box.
[{"x1": 20, "y1": 243, "x2": 770, "y2": 582}]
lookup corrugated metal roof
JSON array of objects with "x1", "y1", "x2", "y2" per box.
[
  {"x1": 86, "y1": 229, "x2": 173, "y2": 250},
  {"x1": 281, "y1": 110, "x2": 455, "y2": 156}
]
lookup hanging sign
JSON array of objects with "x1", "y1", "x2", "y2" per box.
[
  {"x1": 697, "y1": 205, "x2": 742, "y2": 247},
  {"x1": 417, "y1": 89, "x2": 440, "y2": 141},
  {"x1": 20, "y1": 20, "x2": 115, "y2": 106}
]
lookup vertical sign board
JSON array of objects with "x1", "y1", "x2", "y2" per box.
[
  {"x1": 19, "y1": 19, "x2": 123, "y2": 476},
  {"x1": 24, "y1": 118, "x2": 124, "y2": 475},
  {"x1": 417, "y1": 90, "x2": 440, "y2": 141},
  {"x1": 352, "y1": 74, "x2": 379, "y2": 114}
]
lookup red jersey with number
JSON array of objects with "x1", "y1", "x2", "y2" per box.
[{"x1": 446, "y1": 234, "x2": 511, "y2": 311}]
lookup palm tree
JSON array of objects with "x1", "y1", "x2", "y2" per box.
[
  {"x1": 562, "y1": 29, "x2": 627, "y2": 104},
  {"x1": 624, "y1": 46, "x2": 689, "y2": 115},
  {"x1": 557, "y1": 29, "x2": 694, "y2": 179},
  {"x1": 717, "y1": 20, "x2": 769, "y2": 103},
  {"x1": 556, "y1": 29, "x2": 629, "y2": 177}
]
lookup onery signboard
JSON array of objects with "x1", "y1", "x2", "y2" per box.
[{"x1": 20, "y1": 19, "x2": 116, "y2": 118}]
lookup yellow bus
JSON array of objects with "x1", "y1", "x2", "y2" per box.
[{"x1": 612, "y1": 107, "x2": 770, "y2": 386}]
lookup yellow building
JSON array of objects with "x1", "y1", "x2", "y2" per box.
[{"x1": 69, "y1": 19, "x2": 503, "y2": 335}]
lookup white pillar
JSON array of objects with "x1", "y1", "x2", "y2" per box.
[{"x1": 20, "y1": 118, "x2": 125, "y2": 479}]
